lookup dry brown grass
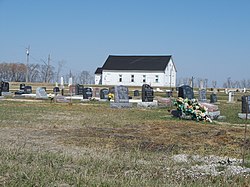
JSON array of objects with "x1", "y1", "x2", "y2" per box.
[{"x1": 0, "y1": 100, "x2": 249, "y2": 186}]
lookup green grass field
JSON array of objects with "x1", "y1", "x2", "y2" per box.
[{"x1": 0, "y1": 91, "x2": 250, "y2": 186}]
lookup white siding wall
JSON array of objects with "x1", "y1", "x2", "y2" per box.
[
  {"x1": 95, "y1": 74, "x2": 102, "y2": 85},
  {"x1": 164, "y1": 58, "x2": 177, "y2": 87},
  {"x1": 102, "y1": 70, "x2": 166, "y2": 87}
]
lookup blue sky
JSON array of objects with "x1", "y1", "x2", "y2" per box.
[{"x1": 0, "y1": 0, "x2": 250, "y2": 86}]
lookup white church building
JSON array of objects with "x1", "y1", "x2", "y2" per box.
[{"x1": 95, "y1": 55, "x2": 177, "y2": 87}]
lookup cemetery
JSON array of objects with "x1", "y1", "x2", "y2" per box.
[{"x1": 0, "y1": 81, "x2": 250, "y2": 186}]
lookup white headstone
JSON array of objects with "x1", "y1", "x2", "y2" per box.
[
  {"x1": 60, "y1": 77, "x2": 64, "y2": 89},
  {"x1": 228, "y1": 91, "x2": 235, "y2": 103},
  {"x1": 199, "y1": 80, "x2": 204, "y2": 89},
  {"x1": 36, "y1": 87, "x2": 48, "y2": 99},
  {"x1": 68, "y1": 77, "x2": 73, "y2": 86}
]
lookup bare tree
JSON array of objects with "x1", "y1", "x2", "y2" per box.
[
  {"x1": 56, "y1": 60, "x2": 65, "y2": 83},
  {"x1": 0, "y1": 61, "x2": 92, "y2": 84},
  {"x1": 212, "y1": 80, "x2": 217, "y2": 88},
  {"x1": 177, "y1": 77, "x2": 191, "y2": 86},
  {"x1": 78, "y1": 70, "x2": 89, "y2": 84},
  {"x1": 0, "y1": 62, "x2": 26, "y2": 82},
  {"x1": 241, "y1": 79, "x2": 247, "y2": 88}
]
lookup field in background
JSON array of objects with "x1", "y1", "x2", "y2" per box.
[{"x1": 0, "y1": 84, "x2": 250, "y2": 186}]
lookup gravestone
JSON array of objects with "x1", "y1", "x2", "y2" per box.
[
  {"x1": 60, "y1": 76, "x2": 64, "y2": 95},
  {"x1": 198, "y1": 89, "x2": 207, "y2": 102},
  {"x1": 178, "y1": 85, "x2": 194, "y2": 99},
  {"x1": 69, "y1": 85, "x2": 76, "y2": 95},
  {"x1": 142, "y1": 84, "x2": 154, "y2": 102},
  {"x1": 0, "y1": 86, "x2": 2, "y2": 96},
  {"x1": 100, "y1": 88, "x2": 109, "y2": 100},
  {"x1": 201, "y1": 102, "x2": 221, "y2": 120},
  {"x1": 210, "y1": 93, "x2": 218, "y2": 103},
  {"x1": 109, "y1": 87, "x2": 115, "y2": 95},
  {"x1": 110, "y1": 85, "x2": 132, "y2": 108},
  {"x1": 242, "y1": 96, "x2": 250, "y2": 113},
  {"x1": 1, "y1": 81, "x2": 9, "y2": 92},
  {"x1": 53, "y1": 87, "x2": 60, "y2": 94},
  {"x1": 166, "y1": 90, "x2": 173, "y2": 98},
  {"x1": 238, "y1": 95, "x2": 250, "y2": 119},
  {"x1": 76, "y1": 84, "x2": 84, "y2": 95},
  {"x1": 55, "y1": 95, "x2": 69, "y2": 103},
  {"x1": 24, "y1": 86, "x2": 32, "y2": 94},
  {"x1": 228, "y1": 91, "x2": 235, "y2": 103},
  {"x1": 134, "y1": 90, "x2": 140, "y2": 97},
  {"x1": 20, "y1": 83, "x2": 25, "y2": 90},
  {"x1": 15, "y1": 83, "x2": 25, "y2": 95},
  {"x1": 114, "y1": 85, "x2": 129, "y2": 103},
  {"x1": 92, "y1": 88, "x2": 100, "y2": 98},
  {"x1": 36, "y1": 87, "x2": 48, "y2": 99},
  {"x1": 83, "y1": 87, "x2": 92, "y2": 99},
  {"x1": 138, "y1": 84, "x2": 157, "y2": 108}
]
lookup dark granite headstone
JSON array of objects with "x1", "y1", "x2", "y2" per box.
[
  {"x1": 210, "y1": 93, "x2": 217, "y2": 103},
  {"x1": 0, "y1": 86, "x2": 2, "y2": 96},
  {"x1": 134, "y1": 90, "x2": 140, "y2": 97},
  {"x1": 76, "y1": 84, "x2": 84, "y2": 95},
  {"x1": 20, "y1": 83, "x2": 25, "y2": 90},
  {"x1": 100, "y1": 88, "x2": 109, "y2": 99},
  {"x1": 24, "y1": 86, "x2": 32, "y2": 94},
  {"x1": 114, "y1": 85, "x2": 129, "y2": 103},
  {"x1": 178, "y1": 85, "x2": 194, "y2": 99},
  {"x1": 15, "y1": 90, "x2": 24, "y2": 95},
  {"x1": 166, "y1": 90, "x2": 173, "y2": 98},
  {"x1": 198, "y1": 89, "x2": 207, "y2": 102},
  {"x1": 242, "y1": 95, "x2": 250, "y2": 113},
  {"x1": 142, "y1": 84, "x2": 154, "y2": 102},
  {"x1": 53, "y1": 87, "x2": 60, "y2": 94},
  {"x1": 83, "y1": 87, "x2": 92, "y2": 99},
  {"x1": 1, "y1": 81, "x2": 9, "y2": 92}
]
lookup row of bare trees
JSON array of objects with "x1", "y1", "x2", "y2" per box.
[
  {"x1": 178, "y1": 77, "x2": 209, "y2": 88},
  {"x1": 178, "y1": 77, "x2": 250, "y2": 89},
  {"x1": 222, "y1": 77, "x2": 250, "y2": 89},
  {"x1": 0, "y1": 62, "x2": 94, "y2": 84}
]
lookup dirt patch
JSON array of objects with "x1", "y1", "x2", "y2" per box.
[{"x1": 12, "y1": 121, "x2": 242, "y2": 156}]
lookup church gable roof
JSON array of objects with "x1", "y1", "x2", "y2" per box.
[
  {"x1": 102, "y1": 55, "x2": 172, "y2": 71},
  {"x1": 94, "y1": 67, "x2": 103, "y2": 74}
]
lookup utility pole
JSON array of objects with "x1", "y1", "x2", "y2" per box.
[
  {"x1": 191, "y1": 76, "x2": 194, "y2": 91},
  {"x1": 242, "y1": 96, "x2": 249, "y2": 165},
  {"x1": 46, "y1": 54, "x2": 50, "y2": 83},
  {"x1": 26, "y1": 46, "x2": 30, "y2": 82}
]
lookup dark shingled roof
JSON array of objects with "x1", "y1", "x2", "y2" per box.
[
  {"x1": 102, "y1": 55, "x2": 172, "y2": 71},
  {"x1": 94, "y1": 67, "x2": 103, "y2": 74}
]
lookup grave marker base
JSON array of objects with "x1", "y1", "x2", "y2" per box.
[
  {"x1": 137, "y1": 101, "x2": 158, "y2": 108},
  {"x1": 110, "y1": 103, "x2": 132, "y2": 108},
  {"x1": 208, "y1": 111, "x2": 220, "y2": 119},
  {"x1": 238, "y1": 113, "x2": 250, "y2": 119}
]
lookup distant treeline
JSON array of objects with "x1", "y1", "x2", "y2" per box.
[
  {"x1": 0, "y1": 62, "x2": 94, "y2": 84},
  {"x1": 178, "y1": 77, "x2": 250, "y2": 89}
]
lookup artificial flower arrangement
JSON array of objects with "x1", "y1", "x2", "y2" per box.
[{"x1": 174, "y1": 97, "x2": 212, "y2": 122}]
